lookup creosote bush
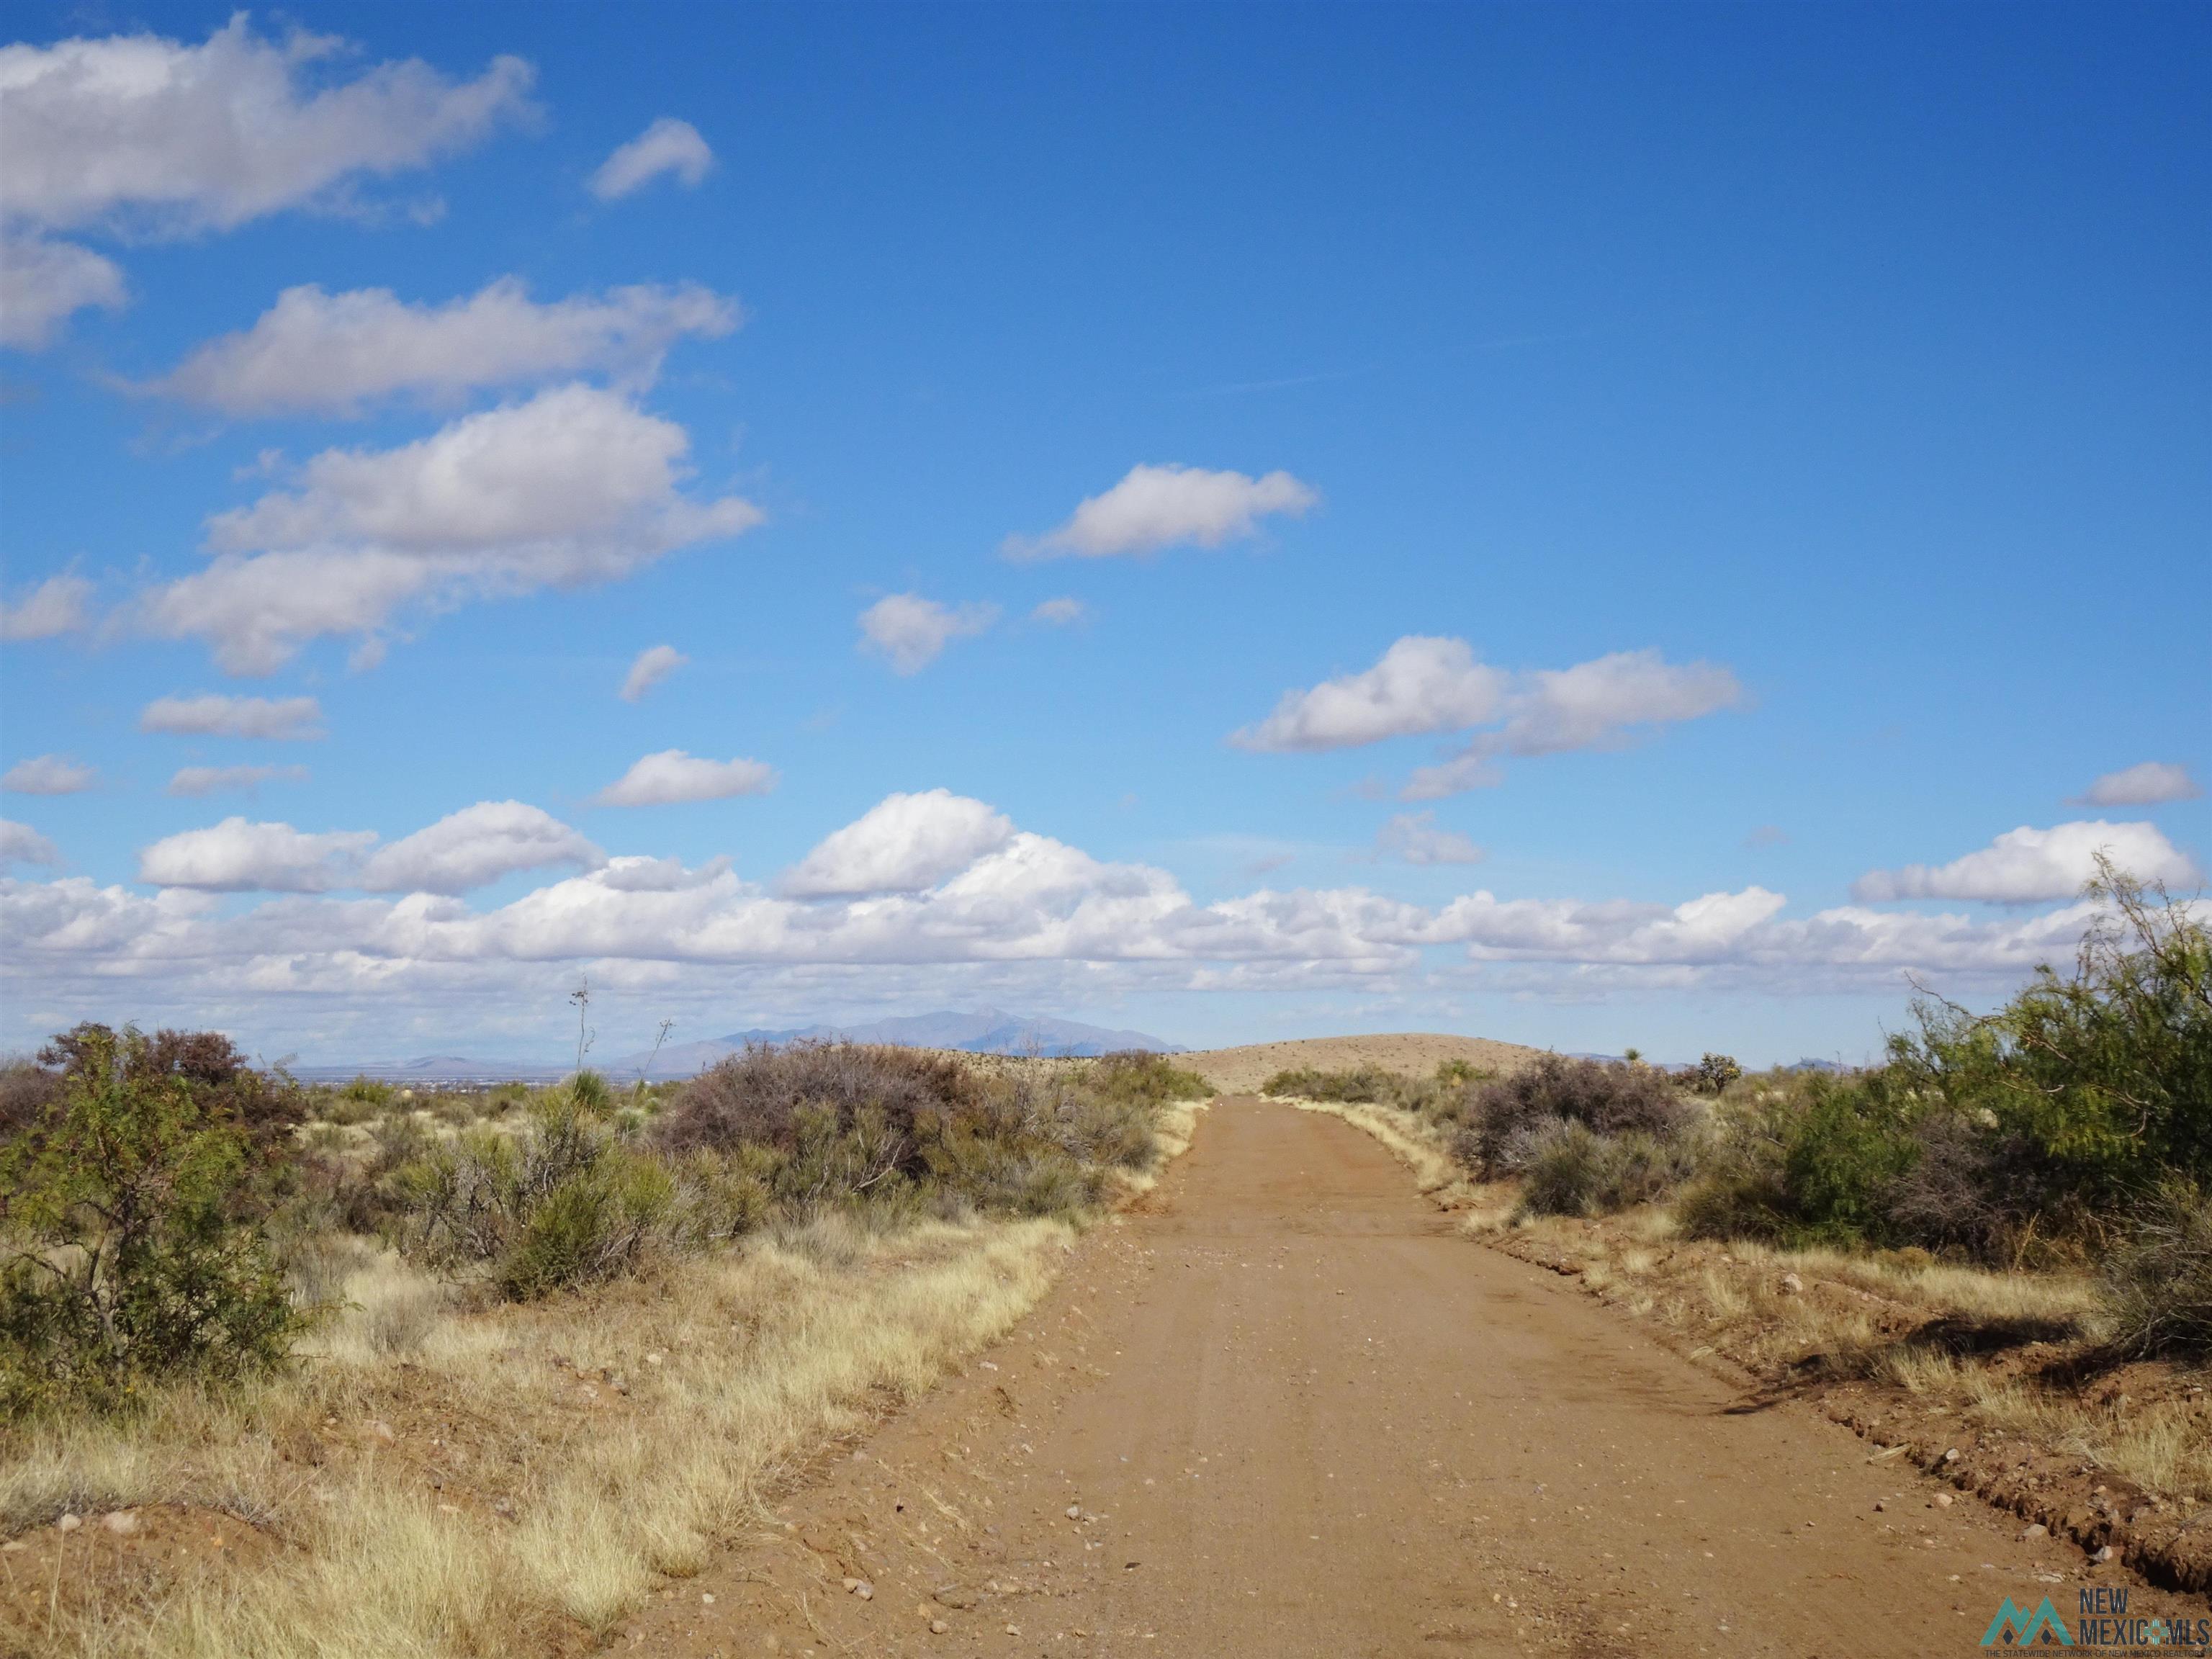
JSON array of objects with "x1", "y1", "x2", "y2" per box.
[{"x1": 0, "y1": 1026, "x2": 305, "y2": 1417}]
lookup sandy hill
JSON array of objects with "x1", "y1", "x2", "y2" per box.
[{"x1": 1182, "y1": 1033, "x2": 1547, "y2": 1094}]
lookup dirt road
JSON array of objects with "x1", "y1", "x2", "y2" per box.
[{"x1": 621, "y1": 1100, "x2": 2201, "y2": 1657}]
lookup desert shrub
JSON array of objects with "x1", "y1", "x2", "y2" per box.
[
  {"x1": 493, "y1": 1145, "x2": 675, "y2": 1301},
  {"x1": 390, "y1": 1087, "x2": 692, "y2": 1300},
  {"x1": 0, "y1": 1026, "x2": 306, "y2": 1416},
  {"x1": 1519, "y1": 1124, "x2": 1700, "y2": 1218},
  {"x1": 919, "y1": 1125, "x2": 1103, "y2": 1220},
  {"x1": 1882, "y1": 866, "x2": 2210, "y2": 1213},
  {"x1": 1690, "y1": 1053, "x2": 1743, "y2": 1095},
  {"x1": 656, "y1": 1042, "x2": 1182, "y2": 1219},
  {"x1": 1261, "y1": 1064, "x2": 1396, "y2": 1104},
  {"x1": 1681, "y1": 869, "x2": 2208, "y2": 1259},
  {"x1": 1673, "y1": 1086, "x2": 1797, "y2": 1241},
  {"x1": 656, "y1": 1041, "x2": 981, "y2": 1166},
  {"x1": 331, "y1": 1074, "x2": 394, "y2": 1117},
  {"x1": 1466, "y1": 1055, "x2": 1692, "y2": 1175},
  {"x1": 770, "y1": 1102, "x2": 918, "y2": 1206},
  {"x1": 2099, "y1": 1182, "x2": 2212, "y2": 1358},
  {"x1": 1259, "y1": 1060, "x2": 1488, "y2": 1126},
  {"x1": 1677, "y1": 1069, "x2": 1920, "y2": 1249},
  {"x1": 0, "y1": 1056, "x2": 64, "y2": 1141},
  {"x1": 1517, "y1": 1122, "x2": 1611, "y2": 1216},
  {"x1": 665, "y1": 1146, "x2": 780, "y2": 1245},
  {"x1": 1087, "y1": 1051, "x2": 1214, "y2": 1106},
  {"x1": 37, "y1": 1022, "x2": 306, "y2": 1156}
]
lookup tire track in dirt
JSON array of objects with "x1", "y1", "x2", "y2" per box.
[{"x1": 616, "y1": 1099, "x2": 2203, "y2": 1657}]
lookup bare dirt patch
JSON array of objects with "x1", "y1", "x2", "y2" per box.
[{"x1": 618, "y1": 1099, "x2": 2201, "y2": 1658}]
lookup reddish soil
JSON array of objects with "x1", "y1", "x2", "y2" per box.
[{"x1": 614, "y1": 1099, "x2": 2206, "y2": 1658}]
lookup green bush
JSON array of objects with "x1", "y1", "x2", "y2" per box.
[
  {"x1": 1885, "y1": 864, "x2": 2210, "y2": 1213},
  {"x1": 390, "y1": 1085, "x2": 695, "y2": 1300},
  {"x1": 35, "y1": 1022, "x2": 305, "y2": 1158},
  {"x1": 1260, "y1": 1064, "x2": 1396, "y2": 1103},
  {"x1": 1690, "y1": 1053, "x2": 1743, "y2": 1095},
  {"x1": 1673, "y1": 1087, "x2": 1798, "y2": 1243},
  {"x1": 1680, "y1": 866, "x2": 2208, "y2": 1260},
  {"x1": 1087, "y1": 1051, "x2": 1214, "y2": 1107},
  {"x1": 0, "y1": 1026, "x2": 306, "y2": 1416}
]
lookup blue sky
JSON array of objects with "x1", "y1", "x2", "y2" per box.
[{"x1": 2, "y1": 3, "x2": 2206, "y2": 1066}]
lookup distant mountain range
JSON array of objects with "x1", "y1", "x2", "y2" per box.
[
  {"x1": 621, "y1": 1010, "x2": 1181, "y2": 1076},
  {"x1": 289, "y1": 1009, "x2": 1182, "y2": 1084}
]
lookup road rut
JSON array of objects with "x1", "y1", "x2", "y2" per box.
[{"x1": 621, "y1": 1098, "x2": 2200, "y2": 1656}]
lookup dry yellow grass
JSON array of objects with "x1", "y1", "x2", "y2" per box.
[
  {"x1": 7, "y1": 1216, "x2": 1074, "y2": 1655},
  {"x1": 4, "y1": 1093, "x2": 1210, "y2": 1658}
]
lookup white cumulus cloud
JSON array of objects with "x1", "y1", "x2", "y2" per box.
[
  {"x1": 12, "y1": 791, "x2": 2210, "y2": 1046},
  {"x1": 0, "y1": 18, "x2": 532, "y2": 349},
  {"x1": 1852, "y1": 821, "x2": 2203, "y2": 906},
  {"x1": 620, "y1": 643, "x2": 689, "y2": 702},
  {"x1": 2075, "y1": 762, "x2": 2202, "y2": 808},
  {"x1": 858, "y1": 593, "x2": 999, "y2": 675},
  {"x1": 781, "y1": 790, "x2": 1016, "y2": 897},
  {"x1": 138, "y1": 385, "x2": 761, "y2": 674},
  {"x1": 1006, "y1": 464, "x2": 1318, "y2": 559},
  {"x1": 1031, "y1": 596, "x2": 1087, "y2": 626},
  {"x1": 0, "y1": 820, "x2": 60, "y2": 868},
  {"x1": 0, "y1": 234, "x2": 125, "y2": 348},
  {"x1": 138, "y1": 801, "x2": 598, "y2": 894},
  {"x1": 1376, "y1": 811, "x2": 1485, "y2": 866},
  {"x1": 140, "y1": 693, "x2": 325, "y2": 739},
  {"x1": 138, "y1": 817, "x2": 377, "y2": 893},
  {"x1": 0, "y1": 18, "x2": 533, "y2": 234},
  {"x1": 588, "y1": 117, "x2": 714, "y2": 199},
  {"x1": 595, "y1": 750, "x2": 777, "y2": 807},
  {"x1": 143, "y1": 279, "x2": 737, "y2": 415},
  {"x1": 167, "y1": 764, "x2": 309, "y2": 798},
  {"x1": 1233, "y1": 636, "x2": 1506, "y2": 752},
  {"x1": 0, "y1": 574, "x2": 93, "y2": 640},
  {"x1": 1, "y1": 755, "x2": 96, "y2": 796},
  {"x1": 358, "y1": 801, "x2": 602, "y2": 895},
  {"x1": 1233, "y1": 637, "x2": 1740, "y2": 794}
]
